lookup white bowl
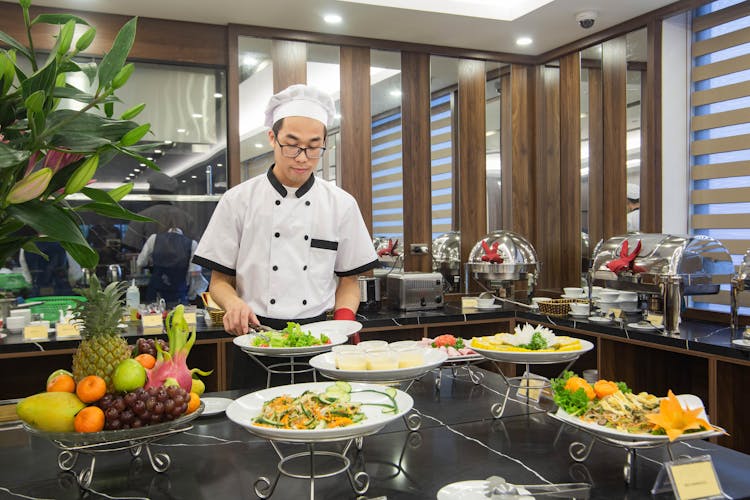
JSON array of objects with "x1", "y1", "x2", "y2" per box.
[
  {"x1": 563, "y1": 287, "x2": 584, "y2": 297},
  {"x1": 598, "y1": 291, "x2": 620, "y2": 301},
  {"x1": 531, "y1": 297, "x2": 552, "y2": 305},
  {"x1": 618, "y1": 292, "x2": 638, "y2": 302},
  {"x1": 619, "y1": 301, "x2": 639, "y2": 312},
  {"x1": 590, "y1": 286, "x2": 604, "y2": 298},
  {"x1": 476, "y1": 298, "x2": 495, "y2": 308},
  {"x1": 569, "y1": 303, "x2": 590, "y2": 315},
  {"x1": 5, "y1": 315, "x2": 26, "y2": 331}
]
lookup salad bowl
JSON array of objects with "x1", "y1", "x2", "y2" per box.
[{"x1": 233, "y1": 331, "x2": 348, "y2": 356}]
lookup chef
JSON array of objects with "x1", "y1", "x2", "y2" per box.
[
  {"x1": 626, "y1": 183, "x2": 640, "y2": 232},
  {"x1": 193, "y1": 84, "x2": 378, "y2": 344}
]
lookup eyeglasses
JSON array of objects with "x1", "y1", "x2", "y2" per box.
[{"x1": 276, "y1": 142, "x2": 326, "y2": 159}]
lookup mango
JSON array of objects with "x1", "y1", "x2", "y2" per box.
[{"x1": 17, "y1": 392, "x2": 86, "y2": 432}]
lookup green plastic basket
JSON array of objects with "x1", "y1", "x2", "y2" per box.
[
  {"x1": 0, "y1": 273, "x2": 30, "y2": 292},
  {"x1": 25, "y1": 296, "x2": 87, "y2": 322}
]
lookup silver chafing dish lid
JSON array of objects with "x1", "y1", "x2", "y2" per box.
[
  {"x1": 432, "y1": 231, "x2": 460, "y2": 272},
  {"x1": 591, "y1": 233, "x2": 733, "y2": 293},
  {"x1": 467, "y1": 230, "x2": 538, "y2": 280}
]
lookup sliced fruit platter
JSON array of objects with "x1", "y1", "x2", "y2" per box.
[
  {"x1": 469, "y1": 323, "x2": 594, "y2": 363},
  {"x1": 226, "y1": 381, "x2": 414, "y2": 442},
  {"x1": 16, "y1": 278, "x2": 210, "y2": 446},
  {"x1": 233, "y1": 321, "x2": 348, "y2": 355},
  {"x1": 418, "y1": 334, "x2": 481, "y2": 362},
  {"x1": 550, "y1": 371, "x2": 724, "y2": 443}
]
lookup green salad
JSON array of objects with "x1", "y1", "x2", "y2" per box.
[{"x1": 252, "y1": 322, "x2": 330, "y2": 348}]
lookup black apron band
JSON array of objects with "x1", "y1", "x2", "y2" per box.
[{"x1": 255, "y1": 313, "x2": 327, "y2": 331}]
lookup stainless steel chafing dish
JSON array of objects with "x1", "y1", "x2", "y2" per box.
[
  {"x1": 590, "y1": 233, "x2": 733, "y2": 333},
  {"x1": 731, "y1": 249, "x2": 750, "y2": 330},
  {"x1": 464, "y1": 230, "x2": 539, "y2": 300},
  {"x1": 432, "y1": 231, "x2": 461, "y2": 292}
]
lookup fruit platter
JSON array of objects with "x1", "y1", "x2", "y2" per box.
[
  {"x1": 470, "y1": 323, "x2": 594, "y2": 363},
  {"x1": 14, "y1": 279, "x2": 212, "y2": 488},
  {"x1": 549, "y1": 371, "x2": 724, "y2": 444},
  {"x1": 227, "y1": 381, "x2": 413, "y2": 442},
  {"x1": 233, "y1": 321, "x2": 349, "y2": 356},
  {"x1": 418, "y1": 334, "x2": 483, "y2": 364}
]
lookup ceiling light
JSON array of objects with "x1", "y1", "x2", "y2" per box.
[
  {"x1": 164, "y1": 140, "x2": 173, "y2": 145},
  {"x1": 147, "y1": 157, "x2": 153, "y2": 161},
  {"x1": 516, "y1": 37, "x2": 533, "y2": 46},
  {"x1": 133, "y1": 168, "x2": 140, "y2": 172},
  {"x1": 177, "y1": 128, "x2": 186, "y2": 133},
  {"x1": 255, "y1": 143, "x2": 263, "y2": 148},
  {"x1": 323, "y1": 13, "x2": 342, "y2": 24},
  {"x1": 139, "y1": 163, "x2": 146, "y2": 167},
  {"x1": 335, "y1": 0, "x2": 554, "y2": 21},
  {"x1": 154, "y1": 149, "x2": 162, "y2": 154},
  {"x1": 181, "y1": 179, "x2": 187, "y2": 183},
  {"x1": 128, "y1": 173, "x2": 135, "y2": 177},
  {"x1": 390, "y1": 90, "x2": 402, "y2": 97},
  {"x1": 191, "y1": 113, "x2": 203, "y2": 119},
  {"x1": 191, "y1": 175, "x2": 198, "y2": 179},
  {"x1": 243, "y1": 55, "x2": 258, "y2": 67},
  {"x1": 217, "y1": 163, "x2": 223, "y2": 167},
  {"x1": 214, "y1": 93, "x2": 223, "y2": 98}
]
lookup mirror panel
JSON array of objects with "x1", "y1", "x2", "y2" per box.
[
  {"x1": 486, "y1": 63, "x2": 503, "y2": 232},
  {"x1": 306, "y1": 44, "x2": 341, "y2": 183},
  {"x1": 626, "y1": 28, "x2": 647, "y2": 232}
]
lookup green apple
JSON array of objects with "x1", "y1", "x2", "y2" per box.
[
  {"x1": 47, "y1": 369, "x2": 73, "y2": 387},
  {"x1": 112, "y1": 359, "x2": 147, "y2": 392},
  {"x1": 191, "y1": 378, "x2": 205, "y2": 395}
]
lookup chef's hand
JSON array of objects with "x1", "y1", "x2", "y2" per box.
[{"x1": 222, "y1": 299, "x2": 260, "y2": 336}]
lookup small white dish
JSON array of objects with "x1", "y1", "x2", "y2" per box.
[
  {"x1": 732, "y1": 338, "x2": 750, "y2": 348},
  {"x1": 627, "y1": 322, "x2": 663, "y2": 331},
  {"x1": 563, "y1": 287, "x2": 584, "y2": 297},
  {"x1": 476, "y1": 304, "x2": 502, "y2": 310},
  {"x1": 569, "y1": 312, "x2": 588, "y2": 318},
  {"x1": 588, "y1": 316, "x2": 612, "y2": 323},
  {"x1": 598, "y1": 291, "x2": 620, "y2": 301},
  {"x1": 560, "y1": 294, "x2": 586, "y2": 300},
  {"x1": 200, "y1": 397, "x2": 233, "y2": 417}
]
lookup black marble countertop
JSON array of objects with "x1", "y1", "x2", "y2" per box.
[
  {"x1": 1, "y1": 368, "x2": 748, "y2": 499},
  {"x1": 2, "y1": 304, "x2": 749, "y2": 364}
]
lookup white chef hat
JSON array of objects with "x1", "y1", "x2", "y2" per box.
[
  {"x1": 264, "y1": 84, "x2": 336, "y2": 129},
  {"x1": 627, "y1": 183, "x2": 640, "y2": 200}
]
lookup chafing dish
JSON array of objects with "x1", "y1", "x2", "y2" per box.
[
  {"x1": 464, "y1": 230, "x2": 539, "y2": 300},
  {"x1": 731, "y1": 249, "x2": 750, "y2": 330},
  {"x1": 590, "y1": 233, "x2": 733, "y2": 333},
  {"x1": 432, "y1": 231, "x2": 461, "y2": 292}
]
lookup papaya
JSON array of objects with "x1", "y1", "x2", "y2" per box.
[{"x1": 17, "y1": 392, "x2": 86, "y2": 432}]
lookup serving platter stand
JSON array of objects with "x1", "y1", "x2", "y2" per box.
[
  {"x1": 25, "y1": 404, "x2": 203, "y2": 489},
  {"x1": 548, "y1": 412, "x2": 725, "y2": 493},
  {"x1": 435, "y1": 355, "x2": 486, "y2": 389},
  {"x1": 241, "y1": 349, "x2": 318, "y2": 388}
]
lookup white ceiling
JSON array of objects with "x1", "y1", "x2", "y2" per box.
[{"x1": 22, "y1": 0, "x2": 677, "y2": 56}]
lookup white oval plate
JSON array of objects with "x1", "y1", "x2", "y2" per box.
[
  {"x1": 553, "y1": 394, "x2": 720, "y2": 442},
  {"x1": 470, "y1": 338, "x2": 594, "y2": 363},
  {"x1": 437, "y1": 480, "x2": 532, "y2": 500},
  {"x1": 233, "y1": 331, "x2": 348, "y2": 355},
  {"x1": 226, "y1": 382, "x2": 413, "y2": 442},
  {"x1": 587, "y1": 316, "x2": 612, "y2": 324},
  {"x1": 200, "y1": 397, "x2": 233, "y2": 417},
  {"x1": 302, "y1": 320, "x2": 363, "y2": 337},
  {"x1": 309, "y1": 348, "x2": 447, "y2": 382},
  {"x1": 627, "y1": 322, "x2": 663, "y2": 331}
]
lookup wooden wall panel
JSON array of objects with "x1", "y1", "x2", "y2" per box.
[
  {"x1": 272, "y1": 40, "x2": 306, "y2": 93},
  {"x1": 0, "y1": 4, "x2": 227, "y2": 66},
  {"x1": 227, "y1": 26, "x2": 241, "y2": 188},
  {"x1": 340, "y1": 47, "x2": 373, "y2": 232},
  {"x1": 602, "y1": 37, "x2": 628, "y2": 239},
  {"x1": 534, "y1": 66, "x2": 561, "y2": 289},
  {"x1": 588, "y1": 67, "x2": 604, "y2": 253},
  {"x1": 641, "y1": 21, "x2": 663, "y2": 233},
  {"x1": 458, "y1": 59, "x2": 487, "y2": 271},
  {"x1": 560, "y1": 53, "x2": 582, "y2": 286},
  {"x1": 502, "y1": 65, "x2": 535, "y2": 238},
  {"x1": 401, "y1": 52, "x2": 432, "y2": 272}
]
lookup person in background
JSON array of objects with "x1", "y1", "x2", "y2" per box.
[
  {"x1": 122, "y1": 172, "x2": 194, "y2": 252},
  {"x1": 627, "y1": 183, "x2": 640, "y2": 232},
  {"x1": 193, "y1": 84, "x2": 378, "y2": 388},
  {"x1": 20, "y1": 242, "x2": 83, "y2": 296},
  {"x1": 136, "y1": 215, "x2": 204, "y2": 307}
]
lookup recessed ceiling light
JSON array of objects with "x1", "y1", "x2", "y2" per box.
[
  {"x1": 164, "y1": 140, "x2": 173, "y2": 145},
  {"x1": 217, "y1": 163, "x2": 223, "y2": 167},
  {"x1": 139, "y1": 163, "x2": 146, "y2": 167},
  {"x1": 154, "y1": 149, "x2": 162, "y2": 154},
  {"x1": 191, "y1": 113, "x2": 203, "y2": 118},
  {"x1": 147, "y1": 157, "x2": 153, "y2": 161},
  {"x1": 323, "y1": 13, "x2": 342, "y2": 24},
  {"x1": 181, "y1": 179, "x2": 187, "y2": 183},
  {"x1": 133, "y1": 168, "x2": 140, "y2": 172},
  {"x1": 214, "y1": 93, "x2": 223, "y2": 98},
  {"x1": 191, "y1": 175, "x2": 198, "y2": 179},
  {"x1": 390, "y1": 90, "x2": 402, "y2": 97},
  {"x1": 516, "y1": 37, "x2": 533, "y2": 46},
  {"x1": 255, "y1": 143, "x2": 263, "y2": 148},
  {"x1": 128, "y1": 173, "x2": 135, "y2": 177},
  {"x1": 177, "y1": 129, "x2": 186, "y2": 133}
]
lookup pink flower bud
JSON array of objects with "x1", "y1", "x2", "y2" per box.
[{"x1": 8, "y1": 168, "x2": 53, "y2": 204}]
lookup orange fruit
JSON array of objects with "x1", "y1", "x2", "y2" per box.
[
  {"x1": 47, "y1": 374, "x2": 76, "y2": 393},
  {"x1": 186, "y1": 392, "x2": 200, "y2": 414},
  {"x1": 134, "y1": 353, "x2": 156, "y2": 370},
  {"x1": 74, "y1": 406, "x2": 105, "y2": 433},
  {"x1": 76, "y1": 375, "x2": 107, "y2": 403}
]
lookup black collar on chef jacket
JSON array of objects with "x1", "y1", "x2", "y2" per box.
[{"x1": 267, "y1": 165, "x2": 315, "y2": 198}]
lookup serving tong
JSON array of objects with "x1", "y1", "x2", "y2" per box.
[
  {"x1": 484, "y1": 476, "x2": 590, "y2": 499},
  {"x1": 247, "y1": 322, "x2": 274, "y2": 342}
]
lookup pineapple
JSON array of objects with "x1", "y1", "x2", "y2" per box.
[{"x1": 71, "y1": 275, "x2": 130, "y2": 390}]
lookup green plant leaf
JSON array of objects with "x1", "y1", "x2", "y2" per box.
[
  {"x1": 119, "y1": 123, "x2": 150, "y2": 146},
  {"x1": 75, "y1": 201, "x2": 153, "y2": 222},
  {"x1": 24, "y1": 89, "x2": 45, "y2": 113},
  {"x1": 120, "y1": 102, "x2": 145, "y2": 120},
  {"x1": 98, "y1": 17, "x2": 137, "y2": 91},
  {"x1": 21, "y1": 58, "x2": 57, "y2": 100},
  {"x1": 112, "y1": 145, "x2": 159, "y2": 170},
  {"x1": 60, "y1": 240, "x2": 98, "y2": 269},
  {"x1": 6, "y1": 201, "x2": 91, "y2": 248},
  {"x1": 79, "y1": 61, "x2": 97, "y2": 85},
  {"x1": 48, "y1": 131, "x2": 112, "y2": 151},
  {"x1": 80, "y1": 186, "x2": 116, "y2": 203},
  {"x1": 0, "y1": 142, "x2": 29, "y2": 169},
  {"x1": 51, "y1": 85, "x2": 120, "y2": 104},
  {"x1": 46, "y1": 109, "x2": 139, "y2": 143},
  {"x1": 104, "y1": 101, "x2": 114, "y2": 118},
  {"x1": 0, "y1": 31, "x2": 33, "y2": 61},
  {"x1": 105, "y1": 182, "x2": 133, "y2": 202},
  {"x1": 31, "y1": 14, "x2": 91, "y2": 27}
]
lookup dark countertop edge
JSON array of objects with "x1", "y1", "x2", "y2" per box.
[{"x1": 2, "y1": 305, "x2": 750, "y2": 364}]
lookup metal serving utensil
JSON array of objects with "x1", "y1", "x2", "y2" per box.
[{"x1": 484, "y1": 476, "x2": 591, "y2": 499}]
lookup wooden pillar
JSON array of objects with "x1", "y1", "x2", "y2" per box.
[
  {"x1": 642, "y1": 21, "x2": 663, "y2": 233},
  {"x1": 560, "y1": 52, "x2": 582, "y2": 286},
  {"x1": 227, "y1": 26, "x2": 241, "y2": 188},
  {"x1": 602, "y1": 37, "x2": 628, "y2": 239},
  {"x1": 457, "y1": 59, "x2": 487, "y2": 272},
  {"x1": 588, "y1": 66, "x2": 604, "y2": 251},
  {"x1": 272, "y1": 40, "x2": 306, "y2": 93},
  {"x1": 400, "y1": 52, "x2": 432, "y2": 272},
  {"x1": 339, "y1": 47, "x2": 373, "y2": 232}
]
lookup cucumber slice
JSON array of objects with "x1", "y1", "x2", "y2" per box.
[
  {"x1": 385, "y1": 388, "x2": 397, "y2": 398},
  {"x1": 335, "y1": 381, "x2": 352, "y2": 392}
]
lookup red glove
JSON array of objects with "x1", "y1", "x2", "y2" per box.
[
  {"x1": 481, "y1": 240, "x2": 504, "y2": 263},
  {"x1": 333, "y1": 308, "x2": 356, "y2": 321}
]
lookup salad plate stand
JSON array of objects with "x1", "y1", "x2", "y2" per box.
[
  {"x1": 242, "y1": 350, "x2": 319, "y2": 389},
  {"x1": 435, "y1": 356, "x2": 486, "y2": 390},
  {"x1": 548, "y1": 411, "x2": 725, "y2": 492},
  {"x1": 25, "y1": 403, "x2": 203, "y2": 490}
]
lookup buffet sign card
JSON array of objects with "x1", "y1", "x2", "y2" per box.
[
  {"x1": 665, "y1": 455, "x2": 725, "y2": 500},
  {"x1": 647, "y1": 313, "x2": 664, "y2": 327},
  {"x1": 141, "y1": 314, "x2": 163, "y2": 329},
  {"x1": 55, "y1": 323, "x2": 80, "y2": 339},
  {"x1": 22, "y1": 324, "x2": 48, "y2": 341},
  {"x1": 516, "y1": 372, "x2": 546, "y2": 402}
]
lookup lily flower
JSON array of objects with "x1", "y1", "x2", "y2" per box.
[
  {"x1": 43, "y1": 149, "x2": 84, "y2": 173},
  {"x1": 7, "y1": 168, "x2": 53, "y2": 204}
]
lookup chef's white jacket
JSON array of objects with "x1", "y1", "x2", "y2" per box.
[{"x1": 193, "y1": 167, "x2": 378, "y2": 320}]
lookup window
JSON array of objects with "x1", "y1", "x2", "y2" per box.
[{"x1": 690, "y1": 0, "x2": 750, "y2": 313}]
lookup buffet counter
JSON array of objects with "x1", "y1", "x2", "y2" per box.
[{"x1": 3, "y1": 369, "x2": 750, "y2": 499}]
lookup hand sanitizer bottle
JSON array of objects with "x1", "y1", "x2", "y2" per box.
[{"x1": 126, "y1": 279, "x2": 140, "y2": 320}]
